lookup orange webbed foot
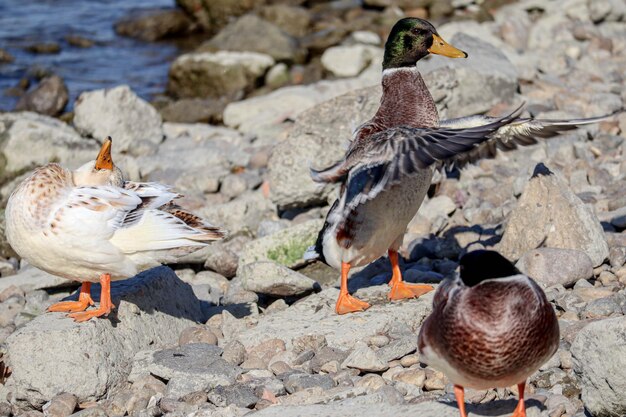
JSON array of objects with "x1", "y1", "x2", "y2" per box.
[
  {"x1": 67, "y1": 302, "x2": 115, "y2": 322},
  {"x1": 388, "y1": 281, "x2": 434, "y2": 301},
  {"x1": 48, "y1": 282, "x2": 95, "y2": 313},
  {"x1": 335, "y1": 293, "x2": 370, "y2": 315}
]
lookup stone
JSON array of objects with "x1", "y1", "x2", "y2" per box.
[
  {"x1": 42, "y1": 393, "x2": 77, "y2": 417},
  {"x1": 0, "y1": 112, "x2": 98, "y2": 178},
  {"x1": 342, "y1": 341, "x2": 388, "y2": 373},
  {"x1": 201, "y1": 15, "x2": 304, "y2": 63},
  {"x1": 0, "y1": 266, "x2": 71, "y2": 293},
  {"x1": 321, "y1": 45, "x2": 382, "y2": 77},
  {"x1": 179, "y1": 326, "x2": 218, "y2": 346},
  {"x1": 418, "y1": 196, "x2": 456, "y2": 222},
  {"x1": 240, "y1": 261, "x2": 317, "y2": 297},
  {"x1": 419, "y1": 33, "x2": 518, "y2": 118},
  {"x1": 516, "y1": 248, "x2": 594, "y2": 288},
  {"x1": 0, "y1": 48, "x2": 14, "y2": 63},
  {"x1": 167, "y1": 51, "x2": 274, "y2": 99},
  {"x1": 250, "y1": 399, "x2": 543, "y2": 417},
  {"x1": 114, "y1": 9, "x2": 193, "y2": 41},
  {"x1": 208, "y1": 385, "x2": 258, "y2": 408},
  {"x1": 27, "y1": 42, "x2": 61, "y2": 54},
  {"x1": 73, "y1": 85, "x2": 163, "y2": 155},
  {"x1": 198, "y1": 191, "x2": 275, "y2": 237},
  {"x1": 15, "y1": 75, "x2": 68, "y2": 116},
  {"x1": 222, "y1": 340, "x2": 247, "y2": 366},
  {"x1": 258, "y1": 5, "x2": 311, "y2": 38},
  {"x1": 375, "y1": 337, "x2": 416, "y2": 363},
  {"x1": 284, "y1": 374, "x2": 335, "y2": 394},
  {"x1": 158, "y1": 97, "x2": 226, "y2": 124},
  {"x1": 571, "y1": 316, "x2": 626, "y2": 416},
  {"x1": 5, "y1": 267, "x2": 204, "y2": 408},
  {"x1": 222, "y1": 65, "x2": 381, "y2": 143},
  {"x1": 131, "y1": 343, "x2": 241, "y2": 400},
  {"x1": 235, "y1": 288, "x2": 433, "y2": 351},
  {"x1": 238, "y1": 219, "x2": 323, "y2": 270},
  {"x1": 499, "y1": 164, "x2": 609, "y2": 267},
  {"x1": 64, "y1": 35, "x2": 94, "y2": 48},
  {"x1": 265, "y1": 85, "x2": 381, "y2": 209},
  {"x1": 175, "y1": 0, "x2": 258, "y2": 32},
  {"x1": 265, "y1": 63, "x2": 290, "y2": 89},
  {"x1": 248, "y1": 339, "x2": 286, "y2": 364}
]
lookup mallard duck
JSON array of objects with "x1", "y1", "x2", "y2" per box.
[
  {"x1": 5, "y1": 137, "x2": 225, "y2": 322},
  {"x1": 418, "y1": 250, "x2": 559, "y2": 417},
  {"x1": 306, "y1": 17, "x2": 614, "y2": 315}
]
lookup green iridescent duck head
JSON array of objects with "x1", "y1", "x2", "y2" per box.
[{"x1": 383, "y1": 18, "x2": 468, "y2": 70}]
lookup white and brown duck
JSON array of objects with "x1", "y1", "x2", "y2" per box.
[
  {"x1": 418, "y1": 250, "x2": 560, "y2": 417},
  {"x1": 5, "y1": 137, "x2": 225, "y2": 321},
  {"x1": 306, "y1": 17, "x2": 614, "y2": 315}
]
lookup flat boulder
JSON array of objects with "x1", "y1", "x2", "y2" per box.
[{"x1": 4, "y1": 267, "x2": 204, "y2": 409}]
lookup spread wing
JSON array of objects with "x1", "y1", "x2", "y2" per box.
[
  {"x1": 325, "y1": 105, "x2": 524, "y2": 225},
  {"x1": 438, "y1": 112, "x2": 618, "y2": 168}
]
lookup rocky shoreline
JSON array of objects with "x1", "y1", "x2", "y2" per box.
[{"x1": 0, "y1": 0, "x2": 625, "y2": 416}]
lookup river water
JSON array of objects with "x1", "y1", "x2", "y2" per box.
[{"x1": 0, "y1": 0, "x2": 180, "y2": 111}]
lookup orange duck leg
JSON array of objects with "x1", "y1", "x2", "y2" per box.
[
  {"x1": 335, "y1": 262, "x2": 370, "y2": 314},
  {"x1": 387, "y1": 249, "x2": 434, "y2": 301},
  {"x1": 512, "y1": 381, "x2": 527, "y2": 417},
  {"x1": 68, "y1": 273, "x2": 116, "y2": 322},
  {"x1": 47, "y1": 282, "x2": 95, "y2": 313},
  {"x1": 454, "y1": 385, "x2": 468, "y2": 417}
]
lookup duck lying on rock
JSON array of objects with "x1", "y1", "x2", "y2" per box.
[
  {"x1": 305, "y1": 17, "x2": 614, "y2": 315},
  {"x1": 5, "y1": 137, "x2": 225, "y2": 321},
  {"x1": 418, "y1": 250, "x2": 560, "y2": 417}
]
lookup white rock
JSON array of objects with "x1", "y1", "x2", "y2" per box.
[
  {"x1": 350, "y1": 31, "x2": 382, "y2": 45},
  {"x1": 418, "y1": 196, "x2": 456, "y2": 222},
  {"x1": 321, "y1": 45, "x2": 382, "y2": 78},
  {"x1": 341, "y1": 341, "x2": 388, "y2": 372},
  {"x1": 0, "y1": 266, "x2": 70, "y2": 293},
  {"x1": 516, "y1": 248, "x2": 594, "y2": 288},
  {"x1": 0, "y1": 112, "x2": 98, "y2": 175},
  {"x1": 240, "y1": 261, "x2": 317, "y2": 297},
  {"x1": 4, "y1": 267, "x2": 204, "y2": 409},
  {"x1": 73, "y1": 85, "x2": 163, "y2": 155},
  {"x1": 571, "y1": 316, "x2": 626, "y2": 417}
]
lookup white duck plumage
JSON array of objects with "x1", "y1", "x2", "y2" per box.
[{"x1": 5, "y1": 137, "x2": 224, "y2": 320}]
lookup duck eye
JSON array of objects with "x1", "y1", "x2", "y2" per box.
[{"x1": 411, "y1": 28, "x2": 427, "y2": 36}]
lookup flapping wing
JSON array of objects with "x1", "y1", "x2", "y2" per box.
[
  {"x1": 439, "y1": 112, "x2": 617, "y2": 168},
  {"x1": 328, "y1": 105, "x2": 524, "y2": 225}
]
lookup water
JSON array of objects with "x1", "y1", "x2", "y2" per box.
[{"x1": 0, "y1": 0, "x2": 180, "y2": 111}]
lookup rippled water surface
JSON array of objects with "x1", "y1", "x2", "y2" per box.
[{"x1": 0, "y1": 0, "x2": 179, "y2": 111}]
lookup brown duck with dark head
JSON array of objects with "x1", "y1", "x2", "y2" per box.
[{"x1": 418, "y1": 250, "x2": 560, "y2": 417}]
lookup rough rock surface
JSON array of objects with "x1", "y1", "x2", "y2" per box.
[
  {"x1": 201, "y1": 15, "x2": 304, "y2": 63},
  {"x1": 240, "y1": 261, "x2": 318, "y2": 297},
  {"x1": 499, "y1": 164, "x2": 609, "y2": 266},
  {"x1": 571, "y1": 316, "x2": 626, "y2": 417},
  {"x1": 167, "y1": 51, "x2": 274, "y2": 99},
  {"x1": 73, "y1": 85, "x2": 163, "y2": 155},
  {"x1": 516, "y1": 248, "x2": 594, "y2": 288},
  {"x1": 14, "y1": 75, "x2": 68, "y2": 116},
  {"x1": 0, "y1": 112, "x2": 98, "y2": 177},
  {"x1": 233, "y1": 288, "x2": 433, "y2": 350},
  {"x1": 250, "y1": 398, "x2": 544, "y2": 417},
  {"x1": 5, "y1": 267, "x2": 204, "y2": 408}
]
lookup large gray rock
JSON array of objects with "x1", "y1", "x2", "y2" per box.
[
  {"x1": 0, "y1": 112, "x2": 98, "y2": 177},
  {"x1": 321, "y1": 45, "x2": 383, "y2": 78},
  {"x1": 4, "y1": 267, "x2": 204, "y2": 409},
  {"x1": 167, "y1": 51, "x2": 274, "y2": 99},
  {"x1": 73, "y1": 85, "x2": 163, "y2": 155},
  {"x1": 129, "y1": 343, "x2": 242, "y2": 400},
  {"x1": 499, "y1": 164, "x2": 609, "y2": 267},
  {"x1": 232, "y1": 287, "x2": 433, "y2": 351},
  {"x1": 240, "y1": 261, "x2": 318, "y2": 297},
  {"x1": 222, "y1": 63, "x2": 381, "y2": 143},
  {"x1": 419, "y1": 33, "x2": 518, "y2": 118},
  {"x1": 516, "y1": 248, "x2": 594, "y2": 288},
  {"x1": 200, "y1": 14, "x2": 304, "y2": 63},
  {"x1": 0, "y1": 266, "x2": 71, "y2": 293},
  {"x1": 15, "y1": 75, "x2": 68, "y2": 116},
  {"x1": 238, "y1": 219, "x2": 323, "y2": 270},
  {"x1": 571, "y1": 316, "x2": 626, "y2": 417},
  {"x1": 266, "y1": 86, "x2": 382, "y2": 209},
  {"x1": 250, "y1": 398, "x2": 543, "y2": 417}
]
